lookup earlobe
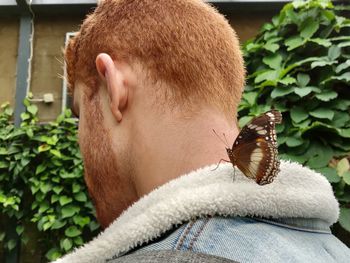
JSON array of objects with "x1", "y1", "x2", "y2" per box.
[{"x1": 95, "y1": 53, "x2": 128, "y2": 122}]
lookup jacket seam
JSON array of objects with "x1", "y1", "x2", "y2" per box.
[
  {"x1": 175, "y1": 221, "x2": 195, "y2": 250},
  {"x1": 254, "y1": 218, "x2": 331, "y2": 234},
  {"x1": 188, "y1": 217, "x2": 210, "y2": 250}
]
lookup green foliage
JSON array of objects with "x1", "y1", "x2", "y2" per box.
[
  {"x1": 240, "y1": 0, "x2": 350, "y2": 234},
  {"x1": 0, "y1": 100, "x2": 99, "y2": 261}
]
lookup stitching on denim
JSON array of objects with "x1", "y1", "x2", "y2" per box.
[
  {"x1": 175, "y1": 221, "x2": 195, "y2": 250},
  {"x1": 188, "y1": 217, "x2": 210, "y2": 250}
]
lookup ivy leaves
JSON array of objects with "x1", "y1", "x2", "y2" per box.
[
  {"x1": 240, "y1": 0, "x2": 350, "y2": 235},
  {"x1": 0, "y1": 101, "x2": 99, "y2": 261}
]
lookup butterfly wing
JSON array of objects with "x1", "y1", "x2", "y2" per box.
[
  {"x1": 229, "y1": 110, "x2": 282, "y2": 185},
  {"x1": 233, "y1": 140, "x2": 280, "y2": 185}
]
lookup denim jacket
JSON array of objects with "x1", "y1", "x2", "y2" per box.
[{"x1": 54, "y1": 161, "x2": 350, "y2": 263}]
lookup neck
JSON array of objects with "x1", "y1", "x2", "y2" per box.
[{"x1": 131, "y1": 109, "x2": 239, "y2": 197}]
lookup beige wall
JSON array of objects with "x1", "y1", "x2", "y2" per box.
[
  {"x1": 0, "y1": 18, "x2": 19, "y2": 108},
  {"x1": 0, "y1": 12, "x2": 273, "y2": 121},
  {"x1": 30, "y1": 16, "x2": 83, "y2": 122}
]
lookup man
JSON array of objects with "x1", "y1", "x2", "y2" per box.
[{"x1": 55, "y1": 0, "x2": 350, "y2": 262}]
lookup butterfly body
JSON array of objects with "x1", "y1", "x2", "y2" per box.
[{"x1": 227, "y1": 110, "x2": 282, "y2": 185}]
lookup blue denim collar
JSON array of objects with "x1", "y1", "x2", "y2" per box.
[{"x1": 254, "y1": 217, "x2": 331, "y2": 233}]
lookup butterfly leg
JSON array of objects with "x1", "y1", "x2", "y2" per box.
[{"x1": 211, "y1": 159, "x2": 231, "y2": 171}]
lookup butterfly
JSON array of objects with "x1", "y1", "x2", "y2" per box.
[{"x1": 214, "y1": 110, "x2": 282, "y2": 185}]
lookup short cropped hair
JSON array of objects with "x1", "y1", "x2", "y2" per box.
[{"x1": 65, "y1": 0, "x2": 245, "y2": 119}]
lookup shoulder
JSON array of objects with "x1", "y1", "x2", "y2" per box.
[
  {"x1": 109, "y1": 250, "x2": 237, "y2": 263},
  {"x1": 134, "y1": 216, "x2": 350, "y2": 263}
]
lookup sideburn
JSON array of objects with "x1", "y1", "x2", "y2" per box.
[{"x1": 80, "y1": 93, "x2": 137, "y2": 228}]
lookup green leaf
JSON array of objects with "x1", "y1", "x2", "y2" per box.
[
  {"x1": 74, "y1": 236, "x2": 84, "y2": 246},
  {"x1": 50, "y1": 149, "x2": 62, "y2": 158},
  {"x1": 333, "y1": 112, "x2": 350, "y2": 128},
  {"x1": 43, "y1": 221, "x2": 53, "y2": 231},
  {"x1": 331, "y1": 72, "x2": 350, "y2": 82},
  {"x1": 306, "y1": 146, "x2": 333, "y2": 169},
  {"x1": 332, "y1": 99, "x2": 350, "y2": 111},
  {"x1": 45, "y1": 247, "x2": 61, "y2": 261},
  {"x1": 27, "y1": 105, "x2": 38, "y2": 115},
  {"x1": 238, "y1": 116, "x2": 253, "y2": 128},
  {"x1": 20, "y1": 112, "x2": 30, "y2": 121},
  {"x1": 294, "y1": 87, "x2": 313, "y2": 97},
  {"x1": 61, "y1": 238, "x2": 73, "y2": 251},
  {"x1": 72, "y1": 183, "x2": 81, "y2": 193},
  {"x1": 315, "y1": 167, "x2": 340, "y2": 183},
  {"x1": 53, "y1": 186, "x2": 63, "y2": 194},
  {"x1": 51, "y1": 194, "x2": 59, "y2": 203},
  {"x1": 26, "y1": 128, "x2": 34, "y2": 138},
  {"x1": 343, "y1": 171, "x2": 350, "y2": 185},
  {"x1": 74, "y1": 192, "x2": 87, "y2": 202},
  {"x1": 7, "y1": 239, "x2": 17, "y2": 251},
  {"x1": 339, "y1": 129, "x2": 350, "y2": 138},
  {"x1": 16, "y1": 225, "x2": 24, "y2": 236},
  {"x1": 337, "y1": 158, "x2": 350, "y2": 176},
  {"x1": 297, "y1": 73, "x2": 310, "y2": 87},
  {"x1": 295, "y1": 119, "x2": 311, "y2": 129},
  {"x1": 60, "y1": 170, "x2": 79, "y2": 179},
  {"x1": 263, "y1": 54, "x2": 282, "y2": 69},
  {"x1": 35, "y1": 164, "x2": 46, "y2": 175},
  {"x1": 290, "y1": 107, "x2": 308, "y2": 123},
  {"x1": 311, "y1": 60, "x2": 336, "y2": 68},
  {"x1": 65, "y1": 226, "x2": 82, "y2": 238},
  {"x1": 89, "y1": 221, "x2": 100, "y2": 232},
  {"x1": 285, "y1": 36, "x2": 304, "y2": 51},
  {"x1": 40, "y1": 183, "x2": 52, "y2": 194},
  {"x1": 59, "y1": 196, "x2": 73, "y2": 206},
  {"x1": 39, "y1": 202, "x2": 50, "y2": 213},
  {"x1": 61, "y1": 205, "x2": 80, "y2": 218},
  {"x1": 328, "y1": 45, "x2": 341, "y2": 60},
  {"x1": 279, "y1": 76, "x2": 296, "y2": 85},
  {"x1": 245, "y1": 42, "x2": 262, "y2": 52},
  {"x1": 271, "y1": 86, "x2": 294, "y2": 98},
  {"x1": 51, "y1": 220, "x2": 66, "y2": 230},
  {"x1": 309, "y1": 108, "x2": 334, "y2": 120},
  {"x1": 0, "y1": 161, "x2": 8, "y2": 169},
  {"x1": 309, "y1": 38, "x2": 331, "y2": 47},
  {"x1": 286, "y1": 137, "x2": 304, "y2": 147},
  {"x1": 38, "y1": 144, "x2": 50, "y2": 152},
  {"x1": 338, "y1": 41, "x2": 350, "y2": 48},
  {"x1": 335, "y1": 60, "x2": 350, "y2": 73},
  {"x1": 339, "y1": 208, "x2": 350, "y2": 232},
  {"x1": 254, "y1": 70, "x2": 278, "y2": 83},
  {"x1": 315, "y1": 91, "x2": 338, "y2": 101},
  {"x1": 73, "y1": 215, "x2": 90, "y2": 227},
  {"x1": 300, "y1": 17, "x2": 319, "y2": 39},
  {"x1": 242, "y1": 92, "x2": 258, "y2": 106},
  {"x1": 0, "y1": 147, "x2": 7, "y2": 155},
  {"x1": 264, "y1": 41, "x2": 279, "y2": 52}
]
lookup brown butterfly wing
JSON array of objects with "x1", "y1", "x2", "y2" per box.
[
  {"x1": 232, "y1": 140, "x2": 280, "y2": 185},
  {"x1": 229, "y1": 110, "x2": 281, "y2": 185}
]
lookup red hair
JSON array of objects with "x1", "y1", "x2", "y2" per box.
[{"x1": 65, "y1": 0, "x2": 245, "y2": 119}]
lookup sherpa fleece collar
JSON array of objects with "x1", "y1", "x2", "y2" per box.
[{"x1": 54, "y1": 160, "x2": 339, "y2": 263}]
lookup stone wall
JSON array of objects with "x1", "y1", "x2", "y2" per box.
[{"x1": 0, "y1": 18, "x2": 19, "y2": 107}]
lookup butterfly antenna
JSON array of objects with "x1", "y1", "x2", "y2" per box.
[{"x1": 212, "y1": 129, "x2": 229, "y2": 148}]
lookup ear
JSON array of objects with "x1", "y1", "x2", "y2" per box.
[{"x1": 95, "y1": 53, "x2": 128, "y2": 122}]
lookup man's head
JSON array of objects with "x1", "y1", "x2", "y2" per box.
[{"x1": 65, "y1": 0, "x2": 245, "y2": 228}]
